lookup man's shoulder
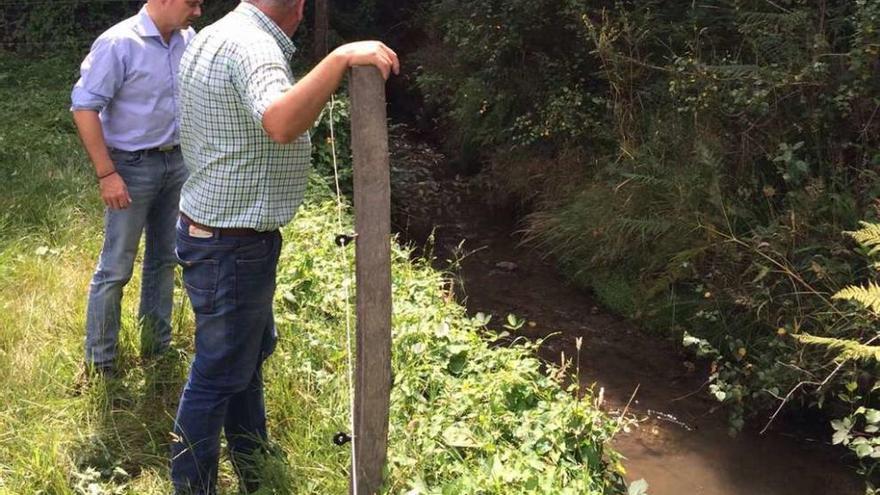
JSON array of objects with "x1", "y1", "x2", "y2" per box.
[
  {"x1": 203, "y1": 14, "x2": 280, "y2": 49},
  {"x1": 228, "y1": 30, "x2": 288, "y2": 68},
  {"x1": 94, "y1": 13, "x2": 141, "y2": 46},
  {"x1": 189, "y1": 24, "x2": 281, "y2": 67}
]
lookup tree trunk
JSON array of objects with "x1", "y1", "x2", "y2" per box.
[{"x1": 314, "y1": 0, "x2": 329, "y2": 60}]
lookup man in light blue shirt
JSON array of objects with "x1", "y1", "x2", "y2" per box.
[{"x1": 71, "y1": 0, "x2": 203, "y2": 376}]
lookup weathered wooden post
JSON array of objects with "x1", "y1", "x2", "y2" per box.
[{"x1": 350, "y1": 66, "x2": 392, "y2": 495}]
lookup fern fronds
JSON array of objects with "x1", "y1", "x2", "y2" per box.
[
  {"x1": 833, "y1": 282, "x2": 880, "y2": 315},
  {"x1": 702, "y1": 64, "x2": 761, "y2": 79},
  {"x1": 611, "y1": 216, "x2": 674, "y2": 241},
  {"x1": 618, "y1": 172, "x2": 674, "y2": 188},
  {"x1": 845, "y1": 221, "x2": 880, "y2": 256},
  {"x1": 795, "y1": 333, "x2": 880, "y2": 363},
  {"x1": 737, "y1": 10, "x2": 809, "y2": 31}
]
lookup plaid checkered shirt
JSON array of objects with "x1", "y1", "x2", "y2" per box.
[{"x1": 177, "y1": 2, "x2": 311, "y2": 231}]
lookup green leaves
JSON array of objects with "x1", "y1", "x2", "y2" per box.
[
  {"x1": 273, "y1": 193, "x2": 625, "y2": 493},
  {"x1": 831, "y1": 418, "x2": 854, "y2": 446},
  {"x1": 771, "y1": 141, "x2": 810, "y2": 186},
  {"x1": 503, "y1": 313, "x2": 525, "y2": 331},
  {"x1": 442, "y1": 424, "x2": 479, "y2": 448},
  {"x1": 846, "y1": 222, "x2": 880, "y2": 258},
  {"x1": 833, "y1": 282, "x2": 880, "y2": 316},
  {"x1": 311, "y1": 97, "x2": 354, "y2": 194},
  {"x1": 445, "y1": 344, "x2": 469, "y2": 376},
  {"x1": 834, "y1": 406, "x2": 880, "y2": 459},
  {"x1": 813, "y1": 220, "x2": 880, "y2": 481}
]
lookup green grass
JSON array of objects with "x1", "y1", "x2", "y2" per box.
[{"x1": 0, "y1": 53, "x2": 624, "y2": 494}]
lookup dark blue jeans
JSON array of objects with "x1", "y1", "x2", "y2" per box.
[{"x1": 171, "y1": 218, "x2": 280, "y2": 494}]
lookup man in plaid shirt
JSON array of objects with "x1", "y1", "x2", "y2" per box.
[{"x1": 172, "y1": 0, "x2": 398, "y2": 492}]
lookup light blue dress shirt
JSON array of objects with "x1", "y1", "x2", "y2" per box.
[{"x1": 71, "y1": 6, "x2": 195, "y2": 152}]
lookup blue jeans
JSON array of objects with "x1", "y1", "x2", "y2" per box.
[
  {"x1": 85, "y1": 147, "x2": 188, "y2": 367},
  {"x1": 171, "y1": 217, "x2": 280, "y2": 494}
]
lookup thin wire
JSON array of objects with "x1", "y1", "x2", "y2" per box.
[{"x1": 328, "y1": 93, "x2": 359, "y2": 494}]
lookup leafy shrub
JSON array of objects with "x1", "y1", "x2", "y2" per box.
[
  {"x1": 414, "y1": 0, "x2": 615, "y2": 165},
  {"x1": 797, "y1": 222, "x2": 880, "y2": 486},
  {"x1": 311, "y1": 95, "x2": 353, "y2": 195}
]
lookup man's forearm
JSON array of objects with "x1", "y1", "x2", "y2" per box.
[
  {"x1": 262, "y1": 41, "x2": 399, "y2": 144},
  {"x1": 72, "y1": 110, "x2": 115, "y2": 177},
  {"x1": 262, "y1": 50, "x2": 349, "y2": 144}
]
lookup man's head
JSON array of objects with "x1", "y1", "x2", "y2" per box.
[
  {"x1": 246, "y1": 0, "x2": 307, "y2": 36},
  {"x1": 148, "y1": 0, "x2": 204, "y2": 32}
]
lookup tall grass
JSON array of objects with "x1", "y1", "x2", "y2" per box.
[
  {"x1": 0, "y1": 51, "x2": 189, "y2": 494},
  {"x1": 0, "y1": 53, "x2": 624, "y2": 494}
]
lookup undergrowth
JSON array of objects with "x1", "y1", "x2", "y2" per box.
[
  {"x1": 416, "y1": 0, "x2": 880, "y2": 489},
  {"x1": 0, "y1": 53, "x2": 625, "y2": 494}
]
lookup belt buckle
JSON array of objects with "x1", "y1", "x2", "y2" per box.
[{"x1": 157, "y1": 145, "x2": 175, "y2": 152}]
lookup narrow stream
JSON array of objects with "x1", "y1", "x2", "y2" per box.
[{"x1": 390, "y1": 135, "x2": 864, "y2": 495}]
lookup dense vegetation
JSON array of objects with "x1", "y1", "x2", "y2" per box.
[
  {"x1": 413, "y1": 0, "x2": 880, "y2": 488},
  {"x1": 7, "y1": 0, "x2": 880, "y2": 490},
  {"x1": 0, "y1": 53, "x2": 625, "y2": 493}
]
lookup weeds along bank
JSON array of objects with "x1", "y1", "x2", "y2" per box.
[
  {"x1": 415, "y1": 0, "x2": 880, "y2": 487},
  {"x1": 0, "y1": 54, "x2": 625, "y2": 493}
]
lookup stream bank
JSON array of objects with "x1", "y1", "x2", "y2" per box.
[{"x1": 388, "y1": 132, "x2": 864, "y2": 495}]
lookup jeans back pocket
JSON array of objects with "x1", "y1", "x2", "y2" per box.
[{"x1": 234, "y1": 235, "x2": 280, "y2": 308}]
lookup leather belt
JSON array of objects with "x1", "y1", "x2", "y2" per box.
[
  {"x1": 109, "y1": 144, "x2": 179, "y2": 154},
  {"x1": 144, "y1": 144, "x2": 180, "y2": 153},
  {"x1": 180, "y1": 212, "x2": 267, "y2": 237}
]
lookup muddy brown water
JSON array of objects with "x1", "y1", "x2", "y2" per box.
[{"x1": 390, "y1": 136, "x2": 864, "y2": 495}]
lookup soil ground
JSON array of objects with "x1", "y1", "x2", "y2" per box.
[{"x1": 389, "y1": 134, "x2": 865, "y2": 495}]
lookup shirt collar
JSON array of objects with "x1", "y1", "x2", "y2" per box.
[
  {"x1": 133, "y1": 5, "x2": 162, "y2": 39},
  {"x1": 235, "y1": 2, "x2": 297, "y2": 61}
]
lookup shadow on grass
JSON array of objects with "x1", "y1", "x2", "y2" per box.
[
  {"x1": 70, "y1": 352, "x2": 295, "y2": 493},
  {"x1": 70, "y1": 352, "x2": 188, "y2": 488}
]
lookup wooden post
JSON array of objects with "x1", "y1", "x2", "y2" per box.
[
  {"x1": 350, "y1": 66, "x2": 392, "y2": 495},
  {"x1": 313, "y1": 0, "x2": 329, "y2": 60}
]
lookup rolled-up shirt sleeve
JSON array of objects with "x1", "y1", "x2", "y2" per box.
[
  {"x1": 71, "y1": 37, "x2": 126, "y2": 112},
  {"x1": 229, "y1": 40, "x2": 293, "y2": 126}
]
